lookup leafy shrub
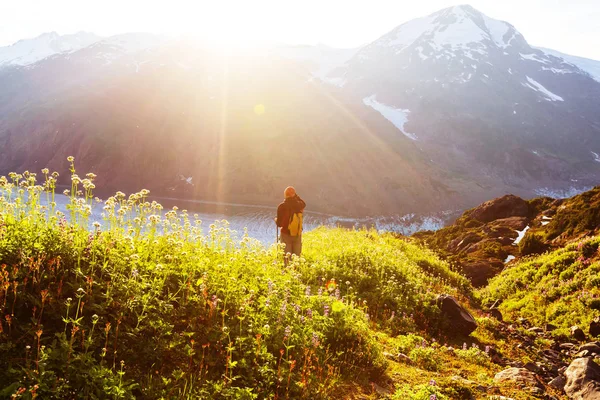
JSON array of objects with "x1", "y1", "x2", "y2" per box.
[
  {"x1": 519, "y1": 233, "x2": 546, "y2": 256},
  {"x1": 409, "y1": 346, "x2": 441, "y2": 371},
  {"x1": 391, "y1": 381, "x2": 447, "y2": 400},
  {"x1": 455, "y1": 346, "x2": 490, "y2": 367}
]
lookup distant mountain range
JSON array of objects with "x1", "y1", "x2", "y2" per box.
[{"x1": 1, "y1": 5, "x2": 600, "y2": 217}]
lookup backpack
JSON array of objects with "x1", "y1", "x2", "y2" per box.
[{"x1": 288, "y1": 211, "x2": 303, "y2": 237}]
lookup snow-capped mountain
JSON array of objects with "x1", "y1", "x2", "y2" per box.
[
  {"x1": 1, "y1": 5, "x2": 600, "y2": 217},
  {"x1": 0, "y1": 31, "x2": 101, "y2": 67},
  {"x1": 322, "y1": 4, "x2": 600, "y2": 197}
]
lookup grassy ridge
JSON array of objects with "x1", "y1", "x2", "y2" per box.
[{"x1": 0, "y1": 163, "x2": 472, "y2": 399}]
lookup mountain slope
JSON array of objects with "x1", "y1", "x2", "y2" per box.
[
  {"x1": 0, "y1": 31, "x2": 101, "y2": 67},
  {"x1": 538, "y1": 47, "x2": 600, "y2": 82}
]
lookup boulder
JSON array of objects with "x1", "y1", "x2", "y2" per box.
[
  {"x1": 564, "y1": 358, "x2": 600, "y2": 399},
  {"x1": 572, "y1": 326, "x2": 587, "y2": 342},
  {"x1": 436, "y1": 294, "x2": 477, "y2": 336},
  {"x1": 494, "y1": 367, "x2": 541, "y2": 388},
  {"x1": 548, "y1": 375, "x2": 566, "y2": 391},
  {"x1": 590, "y1": 317, "x2": 600, "y2": 338},
  {"x1": 580, "y1": 342, "x2": 600, "y2": 354},
  {"x1": 465, "y1": 195, "x2": 530, "y2": 223}
]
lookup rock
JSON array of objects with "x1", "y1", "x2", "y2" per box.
[
  {"x1": 576, "y1": 350, "x2": 593, "y2": 358},
  {"x1": 591, "y1": 317, "x2": 600, "y2": 338},
  {"x1": 561, "y1": 343, "x2": 577, "y2": 351},
  {"x1": 490, "y1": 308, "x2": 503, "y2": 321},
  {"x1": 548, "y1": 375, "x2": 566, "y2": 391},
  {"x1": 580, "y1": 342, "x2": 600, "y2": 355},
  {"x1": 572, "y1": 326, "x2": 587, "y2": 342},
  {"x1": 494, "y1": 367, "x2": 541, "y2": 388},
  {"x1": 564, "y1": 358, "x2": 600, "y2": 399},
  {"x1": 436, "y1": 294, "x2": 477, "y2": 336},
  {"x1": 528, "y1": 327, "x2": 544, "y2": 334},
  {"x1": 524, "y1": 362, "x2": 542, "y2": 374},
  {"x1": 464, "y1": 195, "x2": 530, "y2": 223},
  {"x1": 541, "y1": 348, "x2": 562, "y2": 360}
]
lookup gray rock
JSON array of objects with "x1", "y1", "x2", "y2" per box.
[
  {"x1": 436, "y1": 294, "x2": 477, "y2": 336},
  {"x1": 524, "y1": 361, "x2": 542, "y2": 374},
  {"x1": 548, "y1": 375, "x2": 566, "y2": 391},
  {"x1": 494, "y1": 367, "x2": 541, "y2": 388},
  {"x1": 564, "y1": 357, "x2": 600, "y2": 399},
  {"x1": 590, "y1": 317, "x2": 600, "y2": 338},
  {"x1": 579, "y1": 342, "x2": 600, "y2": 354},
  {"x1": 572, "y1": 326, "x2": 587, "y2": 342}
]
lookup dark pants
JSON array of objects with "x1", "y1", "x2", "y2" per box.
[{"x1": 280, "y1": 232, "x2": 302, "y2": 264}]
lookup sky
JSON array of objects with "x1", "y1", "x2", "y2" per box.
[{"x1": 1, "y1": 0, "x2": 599, "y2": 60}]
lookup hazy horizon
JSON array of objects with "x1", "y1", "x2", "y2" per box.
[{"x1": 1, "y1": 0, "x2": 599, "y2": 60}]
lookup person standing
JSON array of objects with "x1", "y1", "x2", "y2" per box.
[{"x1": 276, "y1": 186, "x2": 306, "y2": 264}]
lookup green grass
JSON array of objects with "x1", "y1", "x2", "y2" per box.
[
  {"x1": 0, "y1": 161, "x2": 481, "y2": 399},
  {"x1": 481, "y1": 236, "x2": 600, "y2": 337}
]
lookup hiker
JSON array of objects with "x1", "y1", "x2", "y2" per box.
[{"x1": 275, "y1": 186, "x2": 306, "y2": 264}]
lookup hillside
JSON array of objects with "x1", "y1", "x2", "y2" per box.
[
  {"x1": 414, "y1": 187, "x2": 600, "y2": 287},
  {"x1": 3, "y1": 162, "x2": 594, "y2": 399}
]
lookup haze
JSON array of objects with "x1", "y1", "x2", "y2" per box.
[{"x1": 1, "y1": 0, "x2": 599, "y2": 60}]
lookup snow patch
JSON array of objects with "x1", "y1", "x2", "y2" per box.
[
  {"x1": 504, "y1": 255, "x2": 515, "y2": 263},
  {"x1": 523, "y1": 76, "x2": 564, "y2": 102},
  {"x1": 520, "y1": 52, "x2": 550, "y2": 64},
  {"x1": 541, "y1": 221, "x2": 549, "y2": 226},
  {"x1": 513, "y1": 226, "x2": 530, "y2": 245},
  {"x1": 592, "y1": 151, "x2": 600, "y2": 163},
  {"x1": 363, "y1": 95, "x2": 417, "y2": 140}
]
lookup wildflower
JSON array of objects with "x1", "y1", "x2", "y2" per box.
[
  {"x1": 430, "y1": 395, "x2": 437, "y2": 400},
  {"x1": 485, "y1": 345, "x2": 491, "y2": 355},
  {"x1": 306, "y1": 309, "x2": 313, "y2": 319},
  {"x1": 280, "y1": 302, "x2": 287, "y2": 316},
  {"x1": 305, "y1": 286, "x2": 311, "y2": 296},
  {"x1": 323, "y1": 305, "x2": 330, "y2": 317},
  {"x1": 41, "y1": 168, "x2": 49, "y2": 174},
  {"x1": 265, "y1": 298, "x2": 270, "y2": 308},
  {"x1": 311, "y1": 332, "x2": 319, "y2": 347},
  {"x1": 429, "y1": 379, "x2": 436, "y2": 386},
  {"x1": 131, "y1": 268, "x2": 139, "y2": 279},
  {"x1": 267, "y1": 280, "x2": 274, "y2": 292},
  {"x1": 334, "y1": 288, "x2": 340, "y2": 299},
  {"x1": 67, "y1": 156, "x2": 74, "y2": 162},
  {"x1": 317, "y1": 287, "x2": 323, "y2": 296},
  {"x1": 463, "y1": 342, "x2": 467, "y2": 350},
  {"x1": 284, "y1": 325, "x2": 292, "y2": 340}
]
